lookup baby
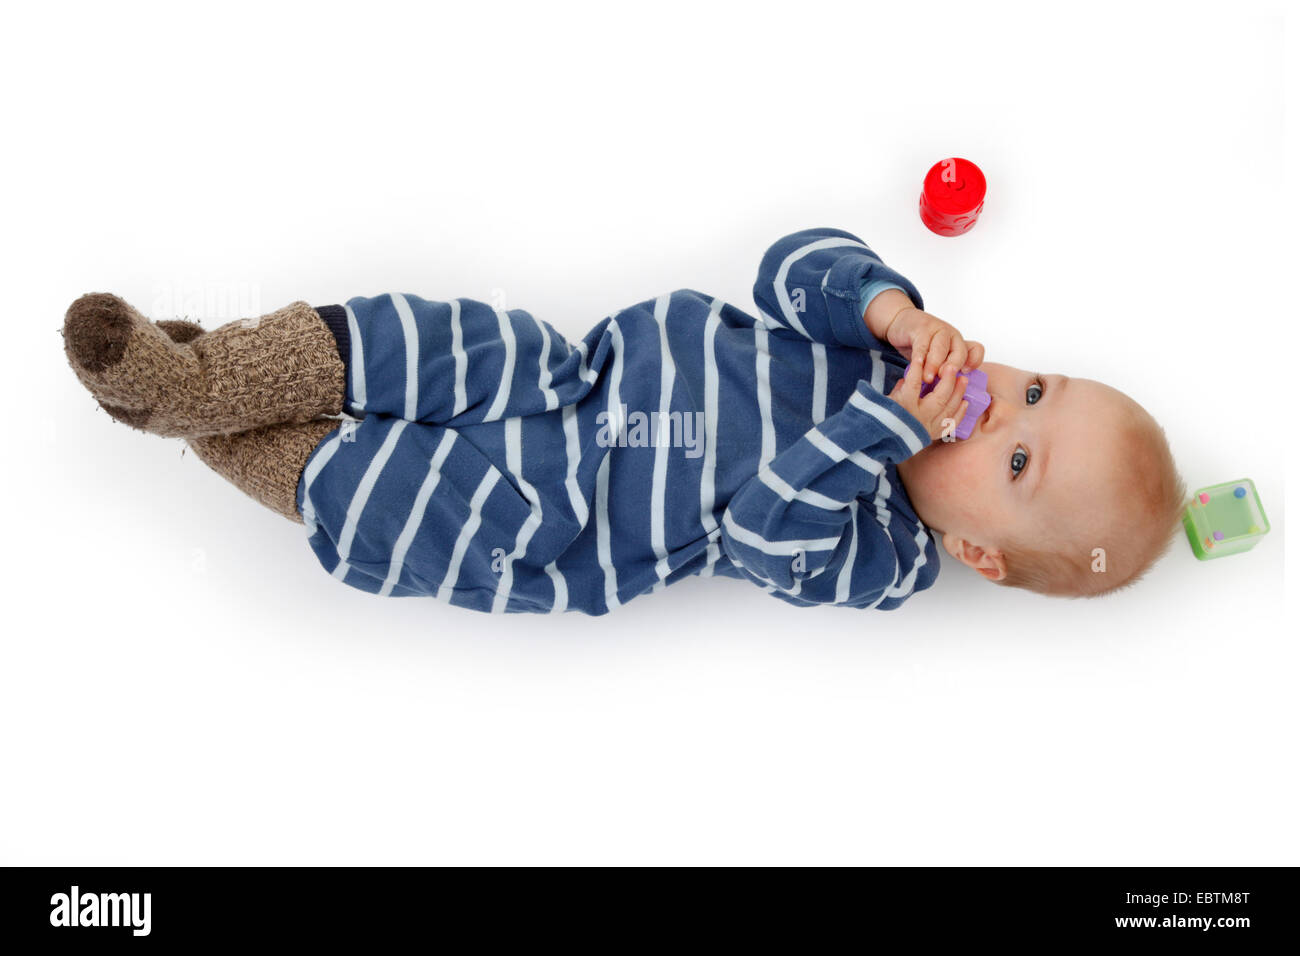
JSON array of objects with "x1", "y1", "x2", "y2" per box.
[{"x1": 62, "y1": 227, "x2": 1185, "y2": 613}]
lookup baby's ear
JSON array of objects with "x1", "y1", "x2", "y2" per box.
[{"x1": 941, "y1": 533, "x2": 1007, "y2": 582}]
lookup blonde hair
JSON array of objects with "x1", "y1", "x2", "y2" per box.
[{"x1": 998, "y1": 419, "x2": 1185, "y2": 598}]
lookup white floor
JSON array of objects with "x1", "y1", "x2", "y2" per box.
[{"x1": 1, "y1": 0, "x2": 1294, "y2": 864}]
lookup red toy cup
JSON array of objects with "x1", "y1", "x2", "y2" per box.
[{"x1": 919, "y1": 158, "x2": 986, "y2": 236}]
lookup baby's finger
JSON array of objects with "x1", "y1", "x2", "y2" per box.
[
  {"x1": 925, "y1": 364, "x2": 959, "y2": 406},
  {"x1": 907, "y1": 356, "x2": 924, "y2": 391},
  {"x1": 910, "y1": 332, "x2": 932, "y2": 383},
  {"x1": 943, "y1": 377, "x2": 970, "y2": 418},
  {"x1": 946, "y1": 334, "x2": 968, "y2": 373},
  {"x1": 923, "y1": 330, "x2": 950, "y2": 383},
  {"x1": 946, "y1": 374, "x2": 967, "y2": 408},
  {"x1": 891, "y1": 359, "x2": 921, "y2": 399},
  {"x1": 963, "y1": 341, "x2": 985, "y2": 371}
]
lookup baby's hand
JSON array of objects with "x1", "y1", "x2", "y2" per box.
[
  {"x1": 888, "y1": 360, "x2": 970, "y2": 441},
  {"x1": 885, "y1": 306, "x2": 984, "y2": 384}
]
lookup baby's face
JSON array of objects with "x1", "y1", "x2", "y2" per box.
[{"x1": 896, "y1": 362, "x2": 1140, "y2": 577}]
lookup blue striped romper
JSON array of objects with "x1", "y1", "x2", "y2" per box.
[{"x1": 295, "y1": 227, "x2": 942, "y2": 614}]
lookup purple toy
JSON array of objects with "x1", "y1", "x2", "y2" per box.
[{"x1": 912, "y1": 366, "x2": 990, "y2": 440}]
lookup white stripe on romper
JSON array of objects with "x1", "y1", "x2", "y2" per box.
[
  {"x1": 758, "y1": 465, "x2": 850, "y2": 511},
  {"x1": 390, "y1": 294, "x2": 421, "y2": 421},
  {"x1": 811, "y1": 342, "x2": 828, "y2": 423},
  {"x1": 450, "y1": 299, "x2": 468, "y2": 418},
  {"x1": 755, "y1": 326, "x2": 775, "y2": 467},
  {"x1": 533, "y1": 316, "x2": 560, "y2": 412},
  {"x1": 887, "y1": 525, "x2": 930, "y2": 599},
  {"x1": 806, "y1": 428, "x2": 886, "y2": 480},
  {"x1": 561, "y1": 405, "x2": 588, "y2": 526},
  {"x1": 545, "y1": 557, "x2": 569, "y2": 614},
  {"x1": 868, "y1": 350, "x2": 886, "y2": 395},
  {"x1": 485, "y1": 308, "x2": 517, "y2": 421},
  {"x1": 868, "y1": 540, "x2": 901, "y2": 610},
  {"x1": 559, "y1": 339, "x2": 595, "y2": 527},
  {"x1": 650, "y1": 294, "x2": 675, "y2": 588},
  {"x1": 595, "y1": 321, "x2": 625, "y2": 610},
  {"x1": 834, "y1": 500, "x2": 860, "y2": 604},
  {"x1": 332, "y1": 420, "x2": 409, "y2": 579},
  {"x1": 344, "y1": 303, "x2": 367, "y2": 413},
  {"x1": 379, "y1": 429, "x2": 458, "y2": 597},
  {"x1": 701, "y1": 529, "x2": 725, "y2": 575},
  {"x1": 493, "y1": 417, "x2": 563, "y2": 613},
  {"x1": 871, "y1": 471, "x2": 895, "y2": 527},
  {"x1": 698, "y1": 297, "x2": 723, "y2": 576},
  {"x1": 721, "y1": 510, "x2": 841, "y2": 556},
  {"x1": 576, "y1": 338, "x2": 599, "y2": 383},
  {"x1": 595, "y1": 455, "x2": 618, "y2": 610},
  {"x1": 774, "y1": 236, "x2": 871, "y2": 339},
  {"x1": 847, "y1": 390, "x2": 926, "y2": 455},
  {"x1": 299, "y1": 431, "x2": 345, "y2": 534},
  {"x1": 436, "y1": 469, "x2": 501, "y2": 603}
]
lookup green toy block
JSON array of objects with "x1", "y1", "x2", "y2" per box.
[{"x1": 1183, "y1": 478, "x2": 1269, "y2": 561}]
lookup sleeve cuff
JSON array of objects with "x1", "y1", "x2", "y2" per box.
[
  {"x1": 858, "y1": 279, "x2": 906, "y2": 318},
  {"x1": 314, "y1": 304, "x2": 350, "y2": 372},
  {"x1": 825, "y1": 253, "x2": 925, "y2": 350}
]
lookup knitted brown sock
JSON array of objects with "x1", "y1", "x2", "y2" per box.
[
  {"x1": 188, "y1": 418, "x2": 340, "y2": 522},
  {"x1": 138, "y1": 318, "x2": 336, "y2": 522},
  {"x1": 156, "y1": 319, "x2": 205, "y2": 344},
  {"x1": 63, "y1": 293, "x2": 345, "y2": 438}
]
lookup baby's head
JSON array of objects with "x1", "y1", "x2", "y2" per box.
[{"x1": 896, "y1": 363, "x2": 1184, "y2": 597}]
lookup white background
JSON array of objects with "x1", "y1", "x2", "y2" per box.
[{"x1": 1, "y1": 0, "x2": 1294, "y2": 865}]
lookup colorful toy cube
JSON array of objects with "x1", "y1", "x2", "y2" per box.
[{"x1": 1182, "y1": 478, "x2": 1270, "y2": 560}]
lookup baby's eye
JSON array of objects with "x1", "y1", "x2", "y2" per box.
[
  {"x1": 1026, "y1": 381, "x2": 1044, "y2": 405},
  {"x1": 1010, "y1": 445, "x2": 1029, "y2": 478}
]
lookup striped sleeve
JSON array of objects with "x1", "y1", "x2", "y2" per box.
[
  {"x1": 341, "y1": 293, "x2": 600, "y2": 427},
  {"x1": 719, "y1": 381, "x2": 931, "y2": 608},
  {"x1": 751, "y1": 228, "x2": 924, "y2": 351}
]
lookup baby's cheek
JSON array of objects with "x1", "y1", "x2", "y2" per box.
[
  {"x1": 935, "y1": 435, "x2": 978, "y2": 479},
  {"x1": 944, "y1": 442, "x2": 997, "y2": 505}
]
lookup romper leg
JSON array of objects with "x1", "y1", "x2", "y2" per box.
[{"x1": 338, "y1": 293, "x2": 604, "y2": 427}]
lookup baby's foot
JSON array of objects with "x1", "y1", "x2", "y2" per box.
[
  {"x1": 74, "y1": 311, "x2": 203, "y2": 427},
  {"x1": 62, "y1": 293, "x2": 200, "y2": 431},
  {"x1": 63, "y1": 293, "x2": 345, "y2": 437}
]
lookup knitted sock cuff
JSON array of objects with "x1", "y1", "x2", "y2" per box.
[{"x1": 315, "y1": 305, "x2": 350, "y2": 373}]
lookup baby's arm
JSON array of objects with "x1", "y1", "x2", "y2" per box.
[
  {"x1": 719, "y1": 379, "x2": 961, "y2": 607},
  {"x1": 752, "y1": 228, "x2": 924, "y2": 349}
]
